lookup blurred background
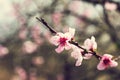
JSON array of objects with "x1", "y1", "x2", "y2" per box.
[{"x1": 0, "y1": 0, "x2": 120, "y2": 80}]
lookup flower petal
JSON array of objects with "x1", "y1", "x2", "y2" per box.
[
  {"x1": 69, "y1": 27, "x2": 75, "y2": 37},
  {"x1": 75, "y1": 56, "x2": 83, "y2": 66},
  {"x1": 83, "y1": 53, "x2": 92, "y2": 59},
  {"x1": 55, "y1": 45, "x2": 64, "y2": 53},
  {"x1": 50, "y1": 36, "x2": 60, "y2": 46},
  {"x1": 65, "y1": 42, "x2": 71, "y2": 50},
  {"x1": 97, "y1": 62, "x2": 106, "y2": 70},
  {"x1": 110, "y1": 61, "x2": 118, "y2": 67}
]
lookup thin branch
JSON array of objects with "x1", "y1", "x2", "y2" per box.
[
  {"x1": 114, "y1": 56, "x2": 120, "y2": 61},
  {"x1": 69, "y1": 40, "x2": 102, "y2": 59},
  {"x1": 36, "y1": 17, "x2": 57, "y2": 34},
  {"x1": 69, "y1": 40, "x2": 86, "y2": 51}
]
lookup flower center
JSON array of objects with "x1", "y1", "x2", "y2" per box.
[
  {"x1": 59, "y1": 37, "x2": 67, "y2": 46},
  {"x1": 103, "y1": 58, "x2": 110, "y2": 65}
]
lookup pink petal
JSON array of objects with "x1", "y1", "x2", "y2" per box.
[
  {"x1": 105, "y1": 2, "x2": 117, "y2": 11},
  {"x1": 68, "y1": 27, "x2": 75, "y2": 37},
  {"x1": 71, "y1": 49, "x2": 80, "y2": 59},
  {"x1": 110, "y1": 61, "x2": 118, "y2": 67},
  {"x1": 91, "y1": 36, "x2": 95, "y2": 42},
  {"x1": 83, "y1": 53, "x2": 92, "y2": 59},
  {"x1": 50, "y1": 36, "x2": 60, "y2": 46},
  {"x1": 97, "y1": 62, "x2": 106, "y2": 70},
  {"x1": 55, "y1": 45, "x2": 64, "y2": 53},
  {"x1": 65, "y1": 42, "x2": 71, "y2": 50},
  {"x1": 102, "y1": 54, "x2": 113, "y2": 60},
  {"x1": 75, "y1": 56, "x2": 83, "y2": 66},
  {"x1": 84, "y1": 39, "x2": 91, "y2": 50},
  {"x1": 57, "y1": 32, "x2": 65, "y2": 37}
]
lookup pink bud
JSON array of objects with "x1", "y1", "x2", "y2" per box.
[{"x1": 83, "y1": 36, "x2": 97, "y2": 51}]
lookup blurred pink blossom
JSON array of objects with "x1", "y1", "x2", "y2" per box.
[
  {"x1": 83, "y1": 36, "x2": 97, "y2": 51},
  {"x1": 22, "y1": 41, "x2": 38, "y2": 54},
  {"x1": 43, "y1": 30, "x2": 52, "y2": 40},
  {"x1": 31, "y1": 26, "x2": 43, "y2": 45},
  {"x1": 56, "y1": 73, "x2": 64, "y2": 80},
  {"x1": 31, "y1": 25, "x2": 41, "y2": 38},
  {"x1": 18, "y1": 27, "x2": 28, "y2": 40},
  {"x1": 12, "y1": 3, "x2": 26, "y2": 25},
  {"x1": 52, "y1": 12, "x2": 63, "y2": 25},
  {"x1": 32, "y1": 56, "x2": 44, "y2": 66},
  {"x1": 30, "y1": 72, "x2": 37, "y2": 80},
  {"x1": 0, "y1": 45, "x2": 9, "y2": 57},
  {"x1": 104, "y1": 2, "x2": 117, "y2": 11},
  {"x1": 69, "y1": 1, "x2": 81, "y2": 13},
  {"x1": 15, "y1": 67, "x2": 27, "y2": 80},
  {"x1": 82, "y1": 9, "x2": 91, "y2": 18},
  {"x1": 97, "y1": 54, "x2": 118, "y2": 70},
  {"x1": 50, "y1": 28, "x2": 75, "y2": 53}
]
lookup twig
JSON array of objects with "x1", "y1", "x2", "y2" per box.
[
  {"x1": 36, "y1": 17, "x2": 57, "y2": 34},
  {"x1": 69, "y1": 40, "x2": 102, "y2": 59}
]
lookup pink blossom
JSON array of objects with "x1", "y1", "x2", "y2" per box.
[
  {"x1": 0, "y1": 45, "x2": 9, "y2": 57},
  {"x1": 50, "y1": 28, "x2": 75, "y2": 53},
  {"x1": 31, "y1": 25, "x2": 41, "y2": 39},
  {"x1": 97, "y1": 54, "x2": 118, "y2": 70},
  {"x1": 71, "y1": 46, "x2": 83, "y2": 66},
  {"x1": 83, "y1": 53, "x2": 93, "y2": 59},
  {"x1": 69, "y1": 1, "x2": 81, "y2": 14},
  {"x1": 82, "y1": 9, "x2": 91, "y2": 18},
  {"x1": 15, "y1": 67, "x2": 27, "y2": 80},
  {"x1": 22, "y1": 41, "x2": 38, "y2": 54},
  {"x1": 52, "y1": 12, "x2": 63, "y2": 25},
  {"x1": 18, "y1": 27, "x2": 28, "y2": 40},
  {"x1": 104, "y1": 2, "x2": 117, "y2": 11},
  {"x1": 56, "y1": 73, "x2": 64, "y2": 80},
  {"x1": 31, "y1": 26, "x2": 43, "y2": 44},
  {"x1": 30, "y1": 72, "x2": 37, "y2": 80},
  {"x1": 32, "y1": 56, "x2": 44, "y2": 66},
  {"x1": 83, "y1": 36, "x2": 97, "y2": 51}
]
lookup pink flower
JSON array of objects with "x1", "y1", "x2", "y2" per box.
[
  {"x1": 50, "y1": 28, "x2": 75, "y2": 53},
  {"x1": 15, "y1": 67, "x2": 27, "y2": 80},
  {"x1": 97, "y1": 54, "x2": 118, "y2": 70},
  {"x1": 32, "y1": 56, "x2": 44, "y2": 66},
  {"x1": 18, "y1": 27, "x2": 28, "y2": 40},
  {"x1": 104, "y1": 2, "x2": 117, "y2": 11},
  {"x1": 0, "y1": 45, "x2": 9, "y2": 57},
  {"x1": 31, "y1": 25, "x2": 41, "y2": 39},
  {"x1": 22, "y1": 41, "x2": 38, "y2": 54},
  {"x1": 69, "y1": 1, "x2": 81, "y2": 14},
  {"x1": 83, "y1": 53, "x2": 93, "y2": 59},
  {"x1": 52, "y1": 12, "x2": 63, "y2": 25},
  {"x1": 83, "y1": 36, "x2": 97, "y2": 51},
  {"x1": 71, "y1": 46, "x2": 83, "y2": 66}
]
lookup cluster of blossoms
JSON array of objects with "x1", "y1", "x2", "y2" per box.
[{"x1": 36, "y1": 17, "x2": 118, "y2": 70}]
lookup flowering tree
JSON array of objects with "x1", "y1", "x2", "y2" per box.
[{"x1": 0, "y1": 0, "x2": 120, "y2": 80}]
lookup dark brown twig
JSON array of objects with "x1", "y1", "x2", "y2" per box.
[
  {"x1": 36, "y1": 17, "x2": 57, "y2": 34},
  {"x1": 69, "y1": 40, "x2": 102, "y2": 59}
]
